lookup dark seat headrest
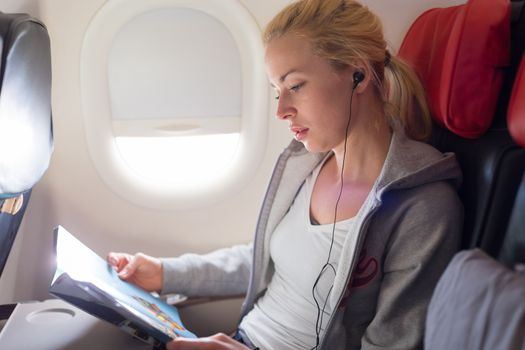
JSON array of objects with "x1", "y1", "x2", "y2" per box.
[{"x1": 0, "y1": 13, "x2": 53, "y2": 198}]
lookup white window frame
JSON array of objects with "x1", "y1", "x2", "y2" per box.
[{"x1": 80, "y1": 0, "x2": 268, "y2": 210}]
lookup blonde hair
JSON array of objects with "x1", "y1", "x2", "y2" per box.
[{"x1": 263, "y1": 0, "x2": 431, "y2": 142}]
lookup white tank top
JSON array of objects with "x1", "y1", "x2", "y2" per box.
[{"x1": 239, "y1": 158, "x2": 354, "y2": 350}]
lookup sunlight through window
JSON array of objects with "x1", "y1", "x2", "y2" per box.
[{"x1": 115, "y1": 134, "x2": 240, "y2": 186}]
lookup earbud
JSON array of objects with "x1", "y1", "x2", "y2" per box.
[{"x1": 352, "y1": 71, "x2": 365, "y2": 89}]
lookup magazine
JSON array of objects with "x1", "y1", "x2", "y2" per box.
[{"x1": 49, "y1": 225, "x2": 196, "y2": 349}]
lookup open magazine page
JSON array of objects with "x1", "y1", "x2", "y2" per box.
[{"x1": 50, "y1": 226, "x2": 196, "y2": 346}]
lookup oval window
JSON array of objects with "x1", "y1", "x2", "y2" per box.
[{"x1": 80, "y1": 0, "x2": 267, "y2": 209}]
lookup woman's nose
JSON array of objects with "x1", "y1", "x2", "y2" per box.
[{"x1": 275, "y1": 94, "x2": 295, "y2": 120}]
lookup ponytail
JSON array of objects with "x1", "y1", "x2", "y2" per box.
[{"x1": 384, "y1": 54, "x2": 432, "y2": 142}]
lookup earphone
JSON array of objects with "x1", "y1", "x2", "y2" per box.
[
  {"x1": 310, "y1": 70, "x2": 363, "y2": 350},
  {"x1": 353, "y1": 70, "x2": 365, "y2": 89}
]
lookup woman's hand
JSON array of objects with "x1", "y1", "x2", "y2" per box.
[
  {"x1": 167, "y1": 333, "x2": 250, "y2": 350},
  {"x1": 107, "y1": 252, "x2": 163, "y2": 292}
]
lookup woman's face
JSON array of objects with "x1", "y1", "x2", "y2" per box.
[{"x1": 265, "y1": 34, "x2": 355, "y2": 153}]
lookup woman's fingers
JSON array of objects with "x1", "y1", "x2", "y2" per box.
[
  {"x1": 106, "y1": 252, "x2": 131, "y2": 273},
  {"x1": 118, "y1": 253, "x2": 141, "y2": 279}
]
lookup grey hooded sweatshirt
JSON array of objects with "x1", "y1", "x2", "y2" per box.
[{"x1": 162, "y1": 130, "x2": 464, "y2": 349}]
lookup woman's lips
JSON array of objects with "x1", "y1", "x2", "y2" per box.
[{"x1": 290, "y1": 126, "x2": 309, "y2": 141}]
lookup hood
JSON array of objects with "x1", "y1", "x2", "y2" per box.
[{"x1": 375, "y1": 130, "x2": 462, "y2": 196}]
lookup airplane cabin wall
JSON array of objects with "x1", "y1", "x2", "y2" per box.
[{"x1": 0, "y1": 0, "x2": 466, "y2": 335}]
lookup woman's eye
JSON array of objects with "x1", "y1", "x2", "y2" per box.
[
  {"x1": 290, "y1": 82, "x2": 304, "y2": 92},
  {"x1": 273, "y1": 82, "x2": 303, "y2": 100}
]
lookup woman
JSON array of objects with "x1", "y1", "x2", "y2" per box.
[{"x1": 109, "y1": 0, "x2": 463, "y2": 349}]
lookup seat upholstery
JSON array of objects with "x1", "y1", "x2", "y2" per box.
[
  {"x1": 498, "y1": 173, "x2": 525, "y2": 267},
  {"x1": 0, "y1": 13, "x2": 53, "y2": 277},
  {"x1": 400, "y1": 0, "x2": 525, "y2": 257},
  {"x1": 399, "y1": 0, "x2": 510, "y2": 139},
  {"x1": 498, "y1": 34, "x2": 525, "y2": 267},
  {"x1": 405, "y1": 2, "x2": 525, "y2": 348}
]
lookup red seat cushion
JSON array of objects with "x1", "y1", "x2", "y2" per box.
[
  {"x1": 508, "y1": 56, "x2": 525, "y2": 148},
  {"x1": 399, "y1": 0, "x2": 510, "y2": 139}
]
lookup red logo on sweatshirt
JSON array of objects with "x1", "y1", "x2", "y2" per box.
[
  {"x1": 339, "y1": 247, "x2": 378, "y2": 308},
  {"x1": 351, "y1": 248, "x2": 379, "y2": 288}
]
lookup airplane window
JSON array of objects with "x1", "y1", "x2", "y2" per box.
[
  {"x1": 108, "y1": 8, "x2": 241, "y2": 186},
  {"x1": 80, "y1": 0, "x2": 267, "y2": 209},
  {"x1": 108, "y1": 8, "x2": 241, "y2": 132}
]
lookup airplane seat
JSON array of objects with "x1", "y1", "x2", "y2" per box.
[
  {"x1": 399, "y1": 0, "x2": 525, "y2": 258},
  {"x1": 498, "y1": 173, "x2": 525, "y2": 268},
  {"x1": 398, "y1": 2, "x2": 525, "y2": 348},
  {"x1": 498, "y1": 48, "x2": 525, "y2": 268},
  {"x1": 0, "y1": 12, "x2": 53, "y2": 279},
  {"x1": 423, "y1": 84, "x2": 525, "y2": 346}
]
